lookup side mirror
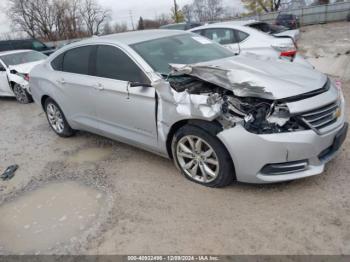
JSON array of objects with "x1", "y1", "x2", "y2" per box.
[
  {"x1": 10, "y1": 69, "x2": 17, "y2": 74},
  {"x1": 129, "y1": 81, "x2": 152, "y2": 88}
]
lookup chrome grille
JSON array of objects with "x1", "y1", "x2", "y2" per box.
[{"x1": 300, "y1": 101, "x2": 339, "y2": 133}]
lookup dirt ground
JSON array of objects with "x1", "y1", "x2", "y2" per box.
[{"x1": 0, "y1": 22, "x2": 350, "y2": 255}]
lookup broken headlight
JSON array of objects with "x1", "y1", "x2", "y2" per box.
[{"x1": 222, "y1": 96, "x2": 304, "y2": 134}]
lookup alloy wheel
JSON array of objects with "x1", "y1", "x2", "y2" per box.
[
  {"x1": 46, "y1": 103, "x2": 64, "y2": 133},
  {"x1": 176, "y1": 135, "x2": 219, "y2": 183},
  {"x1": 13, "y1": 85, "x2": 28, "y2": 103}
]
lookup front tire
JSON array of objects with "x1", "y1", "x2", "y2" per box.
[
  {"x1": 172, "y1": 125, "x2": 235, "y2": 188},
  {"x1": 44, "y1": 98, "x2": 75, "y2": 137},
  {"x1": 13, "y1": 84, "x2": 33, "y2": 104}
]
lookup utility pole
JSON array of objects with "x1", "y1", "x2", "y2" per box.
[
  {"x1": 129, "y1": 10, "x2": 135, "y2": 30},
  {"x1": 174, "y1": 0, "x2": 179, "y2": 23}
]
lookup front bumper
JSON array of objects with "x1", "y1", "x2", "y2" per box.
[{"x1": 217, "y1": 121, "x2": 347, "y2": 184}]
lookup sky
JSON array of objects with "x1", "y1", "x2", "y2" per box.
[{"x1": 0, "y1": 0, "x2": 243, "y2": 36}]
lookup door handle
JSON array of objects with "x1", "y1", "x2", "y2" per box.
[{"x1": 93, "y1": 83, "x2": 104, "y2": 91}]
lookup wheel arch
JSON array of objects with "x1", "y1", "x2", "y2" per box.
[
  {"x1": 41, "y1": 95, "x2": 50, "y2": 111},
  {"x1": 166, "y1": 119, "x2": 224, "y2": 160}
]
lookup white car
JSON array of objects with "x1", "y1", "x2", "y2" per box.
[
  {"x1": 188, "y1": 21, "x2": 311, "y2": 68},
  {"x1": 0, "y1": 50, "x2": 47, "y2": 103}
]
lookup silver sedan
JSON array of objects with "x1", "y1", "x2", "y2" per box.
[{"x1": 29, "y1": 30, "x2": 347, "y2": 187}]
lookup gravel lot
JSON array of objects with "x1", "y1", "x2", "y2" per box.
[{"x1": 0, "y1": 22, "x2": 349, "y2": 255}]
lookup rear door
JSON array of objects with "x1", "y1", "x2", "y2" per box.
[
  {"x1": 50, "y1": 45, "x2": 99, "y2": 130},
  {"x1": 91, "y1": 45, "x2": 158, "y2": 149}
]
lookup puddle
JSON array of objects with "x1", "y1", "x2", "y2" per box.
[
  {"x1": 67, "y1": 147, "x2": 113, "y2": 164},
  {"x1": 0, "y1": 181, "x2": 106, "y2": 254}
]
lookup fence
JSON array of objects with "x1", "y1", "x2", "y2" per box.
[{"x1": 233, "y1": 1, "x2": 350, "y2": 26}]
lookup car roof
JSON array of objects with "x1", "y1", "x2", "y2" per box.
[
  {"x1": 0, "y1": 49, "x2": 33, "y2": 56},
  {"x1": 188, "y1": 20, "x2": 258, "y2": 31},
  {"x1": 81, "y1": 29, "x2": 186, "y2": 46}
]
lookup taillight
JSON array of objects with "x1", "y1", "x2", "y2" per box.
[
  {"x1": 24, "y1": 74, "x2": 30, "y2": 81},
  {"x1": 280, "y1": 50, "x2": 297, "y2": 57}
]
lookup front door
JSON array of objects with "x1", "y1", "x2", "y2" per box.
[{"x1": 91, "y1": 45, "x2": 158, "y2": 150}]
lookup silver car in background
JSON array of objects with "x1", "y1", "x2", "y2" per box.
[{"x1": 29, "y1": 30, "x2": 347, "y2": 187}]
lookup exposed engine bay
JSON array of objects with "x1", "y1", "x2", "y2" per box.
[{"x1": 167, "y1": 70, "x2": 306, "y2": 135}]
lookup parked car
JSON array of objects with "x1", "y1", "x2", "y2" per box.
[
  {"x1": 30, "y1": 30, "x2": 347, "y2": 187},
  {"x1": 188, "y1": 22, "x2": 311, "y2": 68},
  {"x1": 0, "y1": 50, "x2": 47, "y2": 103},
  {"x1": 0, "y1": 39, "x2": 55, "y2": 56},
  {"x1": 160, "y1": 22, "x2": 203, "y2": 30},
  {"x1": 347, "y1": 12, "x2": 350, "y2": 22},
  {"x1": 243, "y1": 20, "x2": 300, "y2": 41},
  {"x1": 275, "y1": 13, "x2": 300, "y2": 30}
]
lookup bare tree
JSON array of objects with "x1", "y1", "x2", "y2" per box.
[
  {"x1": 8, "y1": 0, "x2": 38, "y2": 38},
  {"x1": 113, "y1": 22, "x2": 128, "y2": 33},
  {"x1": 184, "y1": 0, "x2": 224, "y2": 22},
  {"x1": 206, "y1": 0, "x2": 223, "y2": 21},
  {"x1": 79, "y1": 0, "x2": 111, "y2": 36},
  {"x1": 192, "y1": 0, "x2": 207, "y2": 22},
  {"x1": 103, "y1": 21, "x2": 113, "y2": 35},
  {"x1": 182, "y1": 4, "x2": 194, "y2": 22},
  {"x1": 155, "y1": 14, "x2": 172, "y2": 26}
]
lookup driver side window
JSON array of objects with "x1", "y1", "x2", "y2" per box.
[{"x1": 94, "y1": 45, "x2": 148, "y2": 84}]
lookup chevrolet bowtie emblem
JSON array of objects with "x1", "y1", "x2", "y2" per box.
[{"x1": 335, "y1": 108, "x2": 341, "y2": 118}]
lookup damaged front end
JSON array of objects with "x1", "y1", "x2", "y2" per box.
[{"x1": 167, "y1": 64, "x2": 305, "y2": 134}]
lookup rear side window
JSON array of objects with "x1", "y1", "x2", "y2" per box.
[
  {"x1": 203, "y1": 28, "x2": 236, "y2": 45},
  {"x1": 51, "y1": 53, "x2": 64, "y2": 71},
  {"x1": 94, "y1": 45, "x2": 147, "y2": 83},
  {"x1": 62, "y1": 46, "x2": 93, "y2": 75},
  {"x1": 236, "y1": 30, "x2": 249, "y2": 42}
]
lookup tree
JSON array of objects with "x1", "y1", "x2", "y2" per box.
[
  {"x1": 103, "y1": 21, "x2": 113, "y2": 35},
  {"x1": 182, "y1": 4, "x2": 194, "y2": 22},
  {"x1": 206, "y1": 0, "x2": 224, "y2": 21},
  {"x1": 241, "y1": 0, "x2": 283, "y2": 13},
  {"x1": 171, "y1": 0, "x2": 185, "y2": 23},
  {"x1": 7, "y1": 0, "x2": 110, "y2": 40},
  {"x1": 79, "y1": 0, "x2": 111, "y2": 36},
  {"x1": 137, "y1": 17, "x2": 145, "y2": 30},
  {"x1": 184, "y1": 0, "x2": 224, "y2": 22},
  {"x1": 113, "y1": 22, "x2": 128, "y2": 33}
]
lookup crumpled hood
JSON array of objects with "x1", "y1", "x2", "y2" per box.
[
  {"x1": 170, "y1": 54, "x2": 327, "y2": 100},
  {"x1": 9, "y1": 60, "x2": 45, "y2": 74}
]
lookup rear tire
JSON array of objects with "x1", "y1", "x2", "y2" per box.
[
  {"x1": 44, "y1": 98, "x2": 75, "y2": 137},
  {"x1": 172, "y1": 125, "x2": 235, "y2": 188},
  {"x1": 13, "y1": 84, "x2": 33, "y2": 104}
]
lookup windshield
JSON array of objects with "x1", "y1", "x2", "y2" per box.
[
  {"x1": 130, "y1": 34, "x2": 235, "y2": 74},
  {"x1": 0, "y1": 51, "x2": 46, "y2": 66}
]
